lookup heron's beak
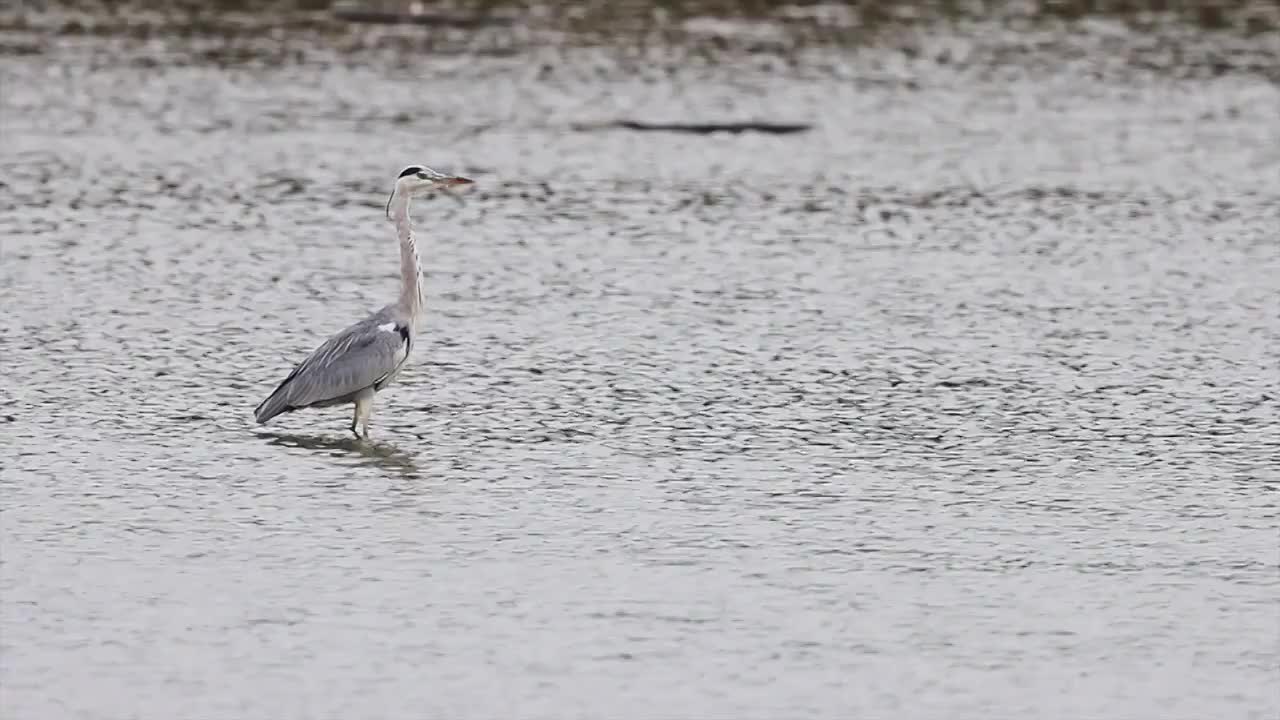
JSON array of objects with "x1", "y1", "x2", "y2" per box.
[{"x1": 440, "y1": 176, "x2": 473, "y2": 187}]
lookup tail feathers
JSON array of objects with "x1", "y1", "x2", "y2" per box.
[{"x1": 254, "y1": 388, "x2": 294, "y2": 424}]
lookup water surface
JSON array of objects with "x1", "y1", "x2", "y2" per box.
[{"x1": 2, "y1": 17, "x2": 1278, "y2": 719}]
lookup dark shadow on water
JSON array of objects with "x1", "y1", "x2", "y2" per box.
[{"x1": 258, "y1": 430, "x2": 422, "y2": 479}]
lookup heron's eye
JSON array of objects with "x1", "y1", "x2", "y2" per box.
[{"x1": 416, "y1": 172, "x2": 429, "y2": 180}]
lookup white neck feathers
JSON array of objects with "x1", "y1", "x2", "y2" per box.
[{"x1": 387, "y1": 189, "x2": 423, "y2": 320}]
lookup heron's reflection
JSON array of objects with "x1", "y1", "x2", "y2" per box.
[{"x1": 259, "y1": 431, "x2": 421, "y2": 479}]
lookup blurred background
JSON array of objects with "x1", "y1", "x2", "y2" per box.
[{"x1": 2, "y1": 1, "x2": 1278, "y2": 719}]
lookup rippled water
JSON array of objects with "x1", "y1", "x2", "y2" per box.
[{"x1": 2, "y1": 20, "x2": 1279, "y2": 719}]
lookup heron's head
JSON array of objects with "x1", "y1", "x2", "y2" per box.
[
  {"x1": 387, "y1": 165, "x2": 473, "y2": 219},
  {"x1": 395, "y1": 165, "x2": 473, "y2": 196}
]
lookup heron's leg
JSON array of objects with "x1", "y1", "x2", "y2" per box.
[{"x1": 354, "y1": 393, "x2": 375, "y2": 440}]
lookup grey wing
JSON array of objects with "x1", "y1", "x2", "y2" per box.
[{"x1": 254, "y1": 315, "x2": 409, "y2": 423}]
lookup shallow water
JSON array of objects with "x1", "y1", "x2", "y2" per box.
[{"x1": 2, "y1": 20, "x2": 1279, "y2": 720}]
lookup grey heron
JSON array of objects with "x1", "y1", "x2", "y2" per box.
[{"x1": 254, "y1": 165, "x2": 472, "y2": 438}]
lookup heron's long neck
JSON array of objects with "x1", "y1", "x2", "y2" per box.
[{"x1": 388, "y1": 191, "x2": 423, "y2": 321}]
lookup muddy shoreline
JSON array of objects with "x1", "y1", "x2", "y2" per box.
[{"x1": 4, "y1": 0, "x2": 1278, "y2": 82}]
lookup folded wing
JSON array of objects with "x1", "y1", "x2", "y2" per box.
[{"x1": 254, "y1": 313, "x2": 409, "y2": 423}]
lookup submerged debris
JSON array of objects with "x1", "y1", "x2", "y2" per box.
[{"x1": 573, "y1": 120, "x2": 812, "y2": 135}]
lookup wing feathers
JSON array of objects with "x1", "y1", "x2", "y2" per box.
[{"x1": 254, "y1": 313, "x2": 410, "y2": 424}]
